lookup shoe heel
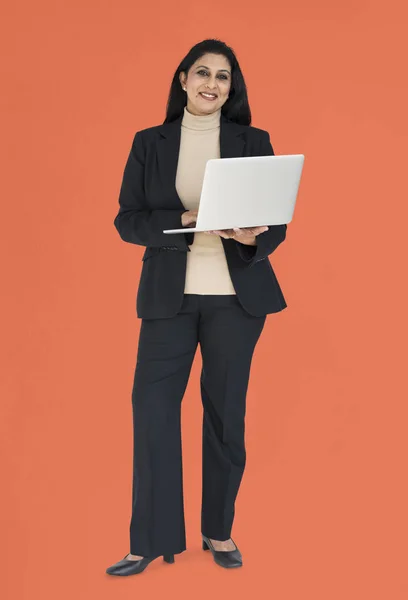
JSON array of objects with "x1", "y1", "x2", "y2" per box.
[
  {"x1": 163, "y1": 553, "x2": 175, "y2": 564},
  {"x1": 202, "y1": 539, "x2": 210, "y2": 551}
]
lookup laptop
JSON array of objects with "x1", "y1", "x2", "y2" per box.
[{"x1": 163, "y1": 154, "x2": 304, "y2": 234}]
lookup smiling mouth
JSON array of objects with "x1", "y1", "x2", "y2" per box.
[{"x1": 200, "y1": 92, "x2": 218, "y2": 100}]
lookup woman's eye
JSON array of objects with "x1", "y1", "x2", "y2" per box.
[{"x1": 198, "y1": 70, "x2": 228, "y2": 80}]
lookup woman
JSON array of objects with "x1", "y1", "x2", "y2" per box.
[{"x1": 106, "y1": 38, "x2": 288, "y2": 576}]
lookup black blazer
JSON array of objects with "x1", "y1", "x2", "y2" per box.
[{"x1": 114, "y1": 111, "x2": 288, "y2": 319}]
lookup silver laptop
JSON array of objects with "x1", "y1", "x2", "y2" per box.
[{"x1": 163, "y1": 154, "x2": 304, "y2": 234}]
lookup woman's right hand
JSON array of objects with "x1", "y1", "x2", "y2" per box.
[{"x1": 181, "y1": 210, "x2": 198, "y2": 227}]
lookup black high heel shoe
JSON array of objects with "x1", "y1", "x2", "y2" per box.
[
  {"x1": 106, "y1": 553, "x2": 175, "y2": 576},
  {"x1": 202, "y1": 534, "x2": 243, "y2": 568}
]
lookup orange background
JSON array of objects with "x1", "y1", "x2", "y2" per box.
[{"x1": 1, "y1": 1, "x2": 407, "y2": 598}]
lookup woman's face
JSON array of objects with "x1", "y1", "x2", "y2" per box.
[{"x1": 179, "y1": 53, "x2": 231, "y2": 116}]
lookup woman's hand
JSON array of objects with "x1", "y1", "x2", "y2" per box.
[
  {"x1": 181, "y1": 210, "x2": 198, "y2": 227},
  {"x1": 204, "y1": 226, "x2": 268, "y2": 245}
]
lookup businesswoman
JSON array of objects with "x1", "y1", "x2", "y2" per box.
[{"x1": 106, "y1": 38, "x2": 287, "y2": 576}]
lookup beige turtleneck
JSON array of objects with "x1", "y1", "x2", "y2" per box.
[{"x1": 175, "y1": 105, "x2": 236, "y2": 295}]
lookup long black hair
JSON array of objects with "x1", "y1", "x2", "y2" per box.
[{"x1": 163, "y1": 39, "x2": 252, "y2": 126}]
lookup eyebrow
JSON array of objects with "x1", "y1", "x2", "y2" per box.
[{"x1": 195, "y1": 64, "x2": 231, "y2": 74}]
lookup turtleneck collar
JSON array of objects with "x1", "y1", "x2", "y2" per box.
[{"x1": 181, "y1": 105, "x2": 221, "y2": 131}]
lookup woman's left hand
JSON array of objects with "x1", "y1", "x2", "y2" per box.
[{"x1": 204, "y1": 226, "x2": 268, "y2": 245}]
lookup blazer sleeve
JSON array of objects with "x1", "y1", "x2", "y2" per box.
[
  {"x1": 113, "y1": 131, "x2": 190, "y2": 249},
  {"x1": 235, "y1": 130, "x2": 287, "y2": 267}
]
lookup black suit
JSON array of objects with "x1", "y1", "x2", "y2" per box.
[
  {"x1": 113, "y1": 111, "x2": 288, "y2": 319},
  {"x1": 113, "y1": 112, "x2": 288, "y2": 558}
]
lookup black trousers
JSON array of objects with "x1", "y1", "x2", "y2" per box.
[{"x1": 129, "y1": 294, "x2": 266, "y2": 557}]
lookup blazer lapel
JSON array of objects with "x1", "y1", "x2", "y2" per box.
[{"x1": 156, "y1": 112, "x2": 246, "y2": 210}]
